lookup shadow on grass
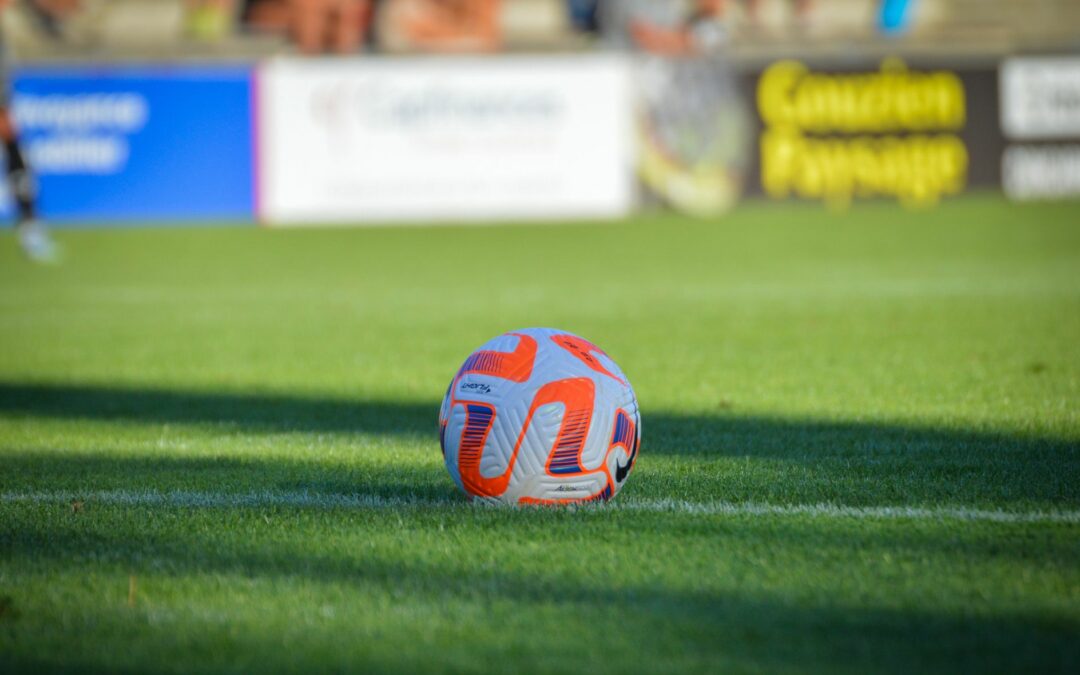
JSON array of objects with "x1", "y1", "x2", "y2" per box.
[
  {"x1": 0, "y1": 380, "x2": 1077, "y2": 507},
  {"x1": 0, "y1": 507, "x2": 1077, "y2": 675},
  {"x1": 0, "y1": 450, "x2": 458, "y2": 501},
  {"x1": 0, "y1": 381, "x2": 433, "y2": 437}
]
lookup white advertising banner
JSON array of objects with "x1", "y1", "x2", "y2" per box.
[
  {"x1": 257, "y1": 56, "x2": 633, "y2": 224},
  {"x1": 1003, "y1": 144, "x2": 1080, "y2": 201},
  {"x1": 1000, "y1": 57, "x2": 1080, "y2": 140}
]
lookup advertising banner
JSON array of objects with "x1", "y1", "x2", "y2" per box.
[
  {"x1": 1001, "y1": 57, "x2": 1080, "y2": 140},
  {"x1": 5, "y1": 65, "x2": 255, "y2": 223},
  {"x1": 632, "y1": 56, "x2": 751, "y2": 218},
  {"x1": 3, "y1": 54, "x2": 1060, "y2": 224},
  {"x1": 740, "y1": 58, "x2": 1003, "y2": 209},
  {"x1": 1000, "y1": 57, "x2": 1080, "y2": 201},
  {"x1": 257, "y1": 56, "x2": 633, "y2": 224}
]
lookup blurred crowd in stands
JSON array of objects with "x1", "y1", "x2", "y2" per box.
[
  {"x1": 203, "y1": 0, "x2": 821, "y2": 54},
  {"x1": 4, "y1": 0, "x2": 1078, "y2": 58}
]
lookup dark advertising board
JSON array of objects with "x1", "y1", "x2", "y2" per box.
[{"x1": 739, "y1": 58, "x2": 1004, "y2": 209}]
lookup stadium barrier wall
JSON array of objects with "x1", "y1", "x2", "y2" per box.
[
  {"x1": 2, "y1": 54, "x2": 1075, "y2": 225},
  {"x1": 736, "y1": 58, "x2": 1004, "y2": 210}
]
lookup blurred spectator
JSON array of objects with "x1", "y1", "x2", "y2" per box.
[
  {"x1": 602, "y1": 0, "x2": 727, "y2": 55},
  {"x1": 734, "y1": 0, "x2": 813, "y2": 29},
  {"x1": 878, "y1": 0, "x2": 914, "y2": 35},
  {"x1": 0, "y1": 0, "x2": 81, "y2": 261},
  {"x1": 602, "y1": 0, "x2": 819, "y2": 50},
  {"x1": 189, "y1": 0, "x2": 374, "y2": 53},
  {"x1": 249, "y1": 0, "x2": 372, "y2": 54},
  {"x1": 186, "y1": 0, "x2": 235, "y2": 41},
  {"x1": 20, "y1": 0, "x2": 81, "y2": 37},
  {"x1": 376, "y1": 0, "x2": 501, "y2": 53},
  {"x1": 566, "y1": 0, "x2": 597, "y2": 32}
]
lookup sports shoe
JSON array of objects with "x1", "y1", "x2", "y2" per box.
[{"x1": 16, "y1": 220, "x2": 60, "y2": 263}]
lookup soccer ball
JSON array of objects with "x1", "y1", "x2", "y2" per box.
[{"x1": 439, "y1": 327, "x2": 640, "y2": 505}]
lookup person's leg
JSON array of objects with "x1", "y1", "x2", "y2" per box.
[
  {"x1": 0, "y1": 107, "x2": 32, "y2": 222},
  {"x1": 290, "y1": 0, "x2": 331, "y2": 53},
  {"x1": 0, "y1": 106, "x2": 55, "y2": 261},
  {"x1": 330, "y1": 0, "x2": 368, "y2": 53},
  {"x1": 743, "y1": 0, "x2": 760, "y2": 21},
  {"x1": 245, "y1": 0, "x2": 293, "y2": 33}
]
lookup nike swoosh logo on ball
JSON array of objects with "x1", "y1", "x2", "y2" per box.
[{"x1": 616, "y1": 441, "x2": 637, "y2": 482}]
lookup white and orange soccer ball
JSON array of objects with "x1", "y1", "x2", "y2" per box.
[{"x1": 439, "y1": 328, "x2": 641, "y2": 505}]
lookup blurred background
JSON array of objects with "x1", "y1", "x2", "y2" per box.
[{"x1": 2, "y1": 0, "x2": 1079, "y2": 228}]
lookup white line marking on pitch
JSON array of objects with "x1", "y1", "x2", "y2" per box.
[
  {"x1": 617, "y1": 499, "x2": 1080, "y2": 524},
  {"x1": 2, "y1": 490, "x2": 1078, "y2": 524}
]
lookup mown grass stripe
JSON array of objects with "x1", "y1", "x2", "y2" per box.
[{"x1": 2, "y1": 490, "x2": 1077, "y2": 524}]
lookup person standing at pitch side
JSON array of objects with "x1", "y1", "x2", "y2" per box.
[{"x1": 0, "y1": 0, "x2": 77, "y2": 261}]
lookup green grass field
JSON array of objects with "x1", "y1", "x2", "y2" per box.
[{"x1": 1, "y1": 195, "x2": 1078, "y2": 674}]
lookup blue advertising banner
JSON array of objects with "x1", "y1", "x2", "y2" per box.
[{"x1": 3, "y1": 64, "x2": 255, "y2": 224}]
